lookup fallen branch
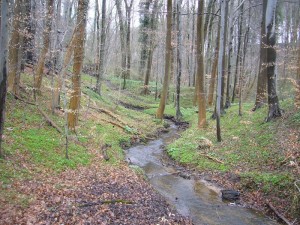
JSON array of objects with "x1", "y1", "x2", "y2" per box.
[
  {"x1": 79, "y1": 199, "x2": 134, "y2": 207},
  {"x1": 10, "y1": 93, "x2": 36, "y2": 106},
  {"x1": 90, "y1": 105, "x2": 127, "y2": 126},
  {"x1": 38, "y1": 108, "x2": 63, "y2": 134},
  {"x1": 99, "y1": 118, "x2": 126, "y2": 130},
  {"x1": 199, "y1": 153, "x2": 224, "y2": 164},
  {"x1": 267, "y1": 201, "x2": 292, "y2": 225}
]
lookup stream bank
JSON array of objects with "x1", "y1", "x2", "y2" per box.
[{"x1": 126, "y1": 120, "x2": 280, "y2": 225}]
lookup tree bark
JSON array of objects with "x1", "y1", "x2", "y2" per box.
[
  {"x1": 208, "y1": 24, "x2": 220, "y2": 107},
  {"x1": 253, "y1": 0, "x2": 267, "y2": 110},
  {"x1": 34, "y1": 0, "x2": 54, "y2": 92},
  {"x1": 296, "y1": 41, "x2": 300, "y2": 108},
  {"x1": 143, "y1": 0, "x2": 159, "y2": 95},
  {"x1": 156, "y1": 0, "x2": 172, "y2": 119},
  {"x1": 216, "y1": 0, "x2": 226, "y2": 142},
  {"x1": 265, "y1": 0, "x2": 281, "y2": 121},
  {"x1": 196, "y1": 0, "x2": 206, "y2": 128},
  {"x1": 0, "y1": 0, "x2": 9, "y2": 157},
  {"x1": 175, "y1": 0, "x2": 183, "y2": 121},
  {"x1": 96, "y1": 0, "x2": 107, "y2": 95},
  {"x1": 7, "y1": 0, "x2": 22, "y2": 94},
  {"x1": 68, "y1": 0, "x2": 89, "y2": 130},
  {"x1": 115, "y1": 0, "x2": 127, "y2": 89}
]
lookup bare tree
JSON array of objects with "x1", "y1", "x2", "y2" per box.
[
  {"x1": 156, "y1": 0, "x2": 172, "y2": 119},
  {"x1": 216, "y1": 0, "x2": 226, "y2": 142},
  {"x1": 96, "y1": 0, "x2": 107, "y2": 95},
  {"x1": 265, "y1": 0, "x2": 281, "y2": 121},
  {"x1": 68, "y1": 0, "x2": 89, "y2": 130},
  {"x1": 196, "y1": 0, "x2": 206, "y2": 128},
  {"x1": 0, "y1": 0, "x2": 9, "y2": 157},
  {"x1": 34, "y1": 0, "x2": 54, "y2": 92}
]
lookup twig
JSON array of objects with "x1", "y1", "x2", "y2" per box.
[
  {"x1": 79, "y1": 199, "x2": 134, "y2": 207},
  {"x1": 199, "y1": 153, "x2": 224, "y2": 164},
  {"x1": 267, "y1": 201, "x2": 292, "y2": 225},
  {"x1": 37, "y1": 108, "x2": 63, "y2": 134}
]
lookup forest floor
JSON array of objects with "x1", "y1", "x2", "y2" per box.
[{"x1": 0, "y1": 71, "x2": 299, "y2": 224}]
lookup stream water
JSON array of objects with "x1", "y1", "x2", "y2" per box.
[{"x1": 126, "y1": 123, "x2": 280, "y2": 225}]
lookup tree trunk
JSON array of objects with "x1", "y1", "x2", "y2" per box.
[
  {"x1": 143, "y1": 0, "x2": 159, "y2": 95},
  {"x1": 253, "y1": 0, "x2": 267, "y2": 110},
  {"x1": 115, "y1": 0, "x2": 127, "y2": 89},
  {"x1": 138, "y1": 0, "x2": 151, "y2": 78},
  {"x1": 207, "y1": 24, "x2": 220, "y2": 107},
  {"x1": 34, "y1": 0, "x2": 54, "y2": 92},
  {"x1": 265, "y1": 0, "x2": 281, "y2": 122},
  {"x1": 68, "y1": 0, "x2": 89, "y2": 130},
  {"x1": 296, "y1": 41, "x2": 300, "y2": 107},
  {"x1": 7, "y1": 0, "x2": 22, "y2": 94},
  {"x1": 216, "y1": 0, "x2": 226, "y2": 142},
  {"x1": 232, "y1": 1, "x2": 244, "y2": 104},
  {"x1": 224, "y1": 0, "x2": 234, "y2": 109},
  {"x1": 52, "y1": 31, "x2": 75, "y2": 109},
  {"x1": 156, "y1": 0, "x2": 172, "y2": 119},
  {"x1": 196, "y1": 0, "x2": 206, "y2": 128},
  {"x1": 124, "y1": 0, "x2": 133, "y2": 82},
  {"x1": 175, "y1": 0, "x2": 183, "y2": 121},
  {"x1": 0, "y1": 0, "x2": 9, "y2": 157},
  {"x1": 96, "y1": 0, "x2": 107, "y2": 95}
]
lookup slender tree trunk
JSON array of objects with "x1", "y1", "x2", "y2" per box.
[
  {"x1": 124, "y1": 0, "x2": 133, "y2": 81},
  {"x1": 7, "y1": 0, "x2": 22, "y2": 94},
  {"x1": 196, "y1": 0, "x2": 206, "y2": 128},
  {"x1": 175, "y1": 0, "x2": 183, "y2": 121},
  {"x1": 156, "y1": 0, "x2": 172, "y2": 119},
  {"x1": 143, "y1": 0, "x2": 159, "y2": 95},
  {"x1": 96, "y1": 0, "x2": 107, "y2": 95},
  {"x1": 52, "y1": 31, "x2": 75, "y2": 109},
  {"x1": 68, "y1": 0, "x2": 89, "y2": 130},
  {"x1": 232, "y1": 1, "x2": 244, "y2": 104},
  {"x1": 0, "y1": 0, "x2": 9, "y2": 157},
  {"x1": 265, "y1": 0, "x2": 281, "y2": 121},
  {"x1": 224, "y1": 0, "x2": 234, "y2": 109},
  {"x1": 208, "y1": 25, "x2": 220, "y2": 107},
  {"x1": 115, "y1": 0, "x2": 127, "y2": 88},
  {"x1": 253, "y1": 0, "x2": 267, "y2": 110},
  {"x1": 296, "y1": 41, "x2": 300, "y2": 107},
  {"x1": 34, "y1": 0, "x2": 54, "y2": 92},
  {"x1": 138, "y1": 0, "x2": 151, "y2": 78},
  {"x1": 216, "y1": 0, "x2": 226, "y2": 142}
]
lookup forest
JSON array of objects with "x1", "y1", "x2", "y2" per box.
[{"x1": 0, "y1": 0, "x2": 299, "y2": 224}]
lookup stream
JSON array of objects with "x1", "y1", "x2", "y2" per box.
[{"x1": 126, "y1": 122, "x2": 279, "y2": 225}]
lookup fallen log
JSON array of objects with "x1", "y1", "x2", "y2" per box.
[
  {"x1": 38, "y1": 108, "x2": 63, "y2": 134},
  {"x1": 79, "y1": 199, "x2": 134, "y2": 207},
  {"x1": 267, "y1": 201, "x2": 292, "y2": 225},
  {"x1": 199, "y1": 153, "x2": 224, "y2": 164}
]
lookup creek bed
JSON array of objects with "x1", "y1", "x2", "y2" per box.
[{"x1": 126, "y1": 123, "x2": 279, "y2": 225}]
